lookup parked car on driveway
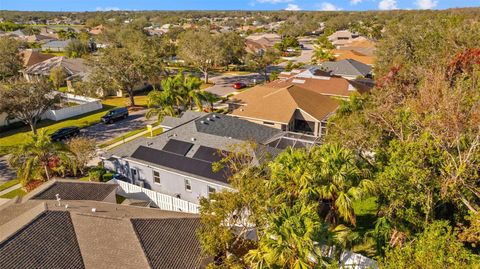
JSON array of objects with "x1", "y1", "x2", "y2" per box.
[
  {"x1": 50, "y1": 126, "x2": 80, "y2": 142},
  {"x1": 232, "y1": 82, "x2": 246, "y2": 89},
  {"x1": 101, "y1": 107, "x2": 129, "y2": 124}
]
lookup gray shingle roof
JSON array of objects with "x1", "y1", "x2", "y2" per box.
[
  {"x1": 0, "y1": 211, "x2": 85, "y2": 269},
  {"x1": 319, "y1": 59, "x2": 372, "y2": 77},
  {"x1": 132, "y1": 218, "x2": 206, "y2": 269},
  {"x1": 32, "y1": 181, "x2": 117, "y2": 201},
  {"x1": 195, "y1": 114, "x2": 282, "y2": 144}
]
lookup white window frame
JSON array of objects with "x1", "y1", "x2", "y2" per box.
[
  {"x1": 153, "y1": 170, "x2": 161, "y2": 185},
  {"x1": 207, "y1": 186, "x2": 216, "y2": 195},
  {"x1": 185, "y1": 179, "x2": 192, "y2": 192}
]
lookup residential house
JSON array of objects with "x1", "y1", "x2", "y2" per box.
[
  {"x1": 41, "y1": 39, "x2": 72, "y2": 52},
  {"x1": 23, "y1": 34, "x2": 57, "y2": 43},
  {"x1": 23, "y1": 56, "x2": 88, "y2": 83},
  {"x1": 229, "y1": 68, "x2": 370, "y2": 137},
  {"x1": 88, "y1": 24, "x2": 104, "y2": 35},
  {"x1": 319, "y1": 59, "x2": 373, "y2": 79},
  {"x1": 0, "y1": 180, "x2": 208, "y2": 269},
  {"x1": 332, "y1": 49, "x2": 375, "y2": 66},
  {"x1": 20, "y1": 49, "x2": 55, "y2": 67},
  {"x1": 340, "y1": 36, "x2": 376, "y2": 56},
  {"x1": 327, "y1": 30, "x2": 359, "y2": 48},
  {"x1": 102, "y1": 111, "x2": 318, "y2": 204}
]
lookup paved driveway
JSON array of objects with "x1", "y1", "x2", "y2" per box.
[
  {"x1": 81, "y1": 109, "x2": 156, "y2": 144},
  {"x1": 278, "y1": 39, "x2": 315, "y2": 66},
  {"x1": 0, "y1": 156, "x2": 15, "y2": 183},
  {"x1": 0, "y1": 109, "x2": 156, "y2": 182},
  {"x1": 205, "y1": 73, "x2": 266, "y2": 97}
]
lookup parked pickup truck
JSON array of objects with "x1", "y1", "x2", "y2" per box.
[{"x1": 101, "y1": 107, "x2": 129, "y2": 124}]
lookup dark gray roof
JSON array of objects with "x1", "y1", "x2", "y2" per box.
[
  {"x1": 195, "y1": 114, "x2": 282, "y2": 144},
  {"x1": 0, "y1": 211, "x2": 85, "y2": 269},
  {"x1": 41, "y1": 39, "x2": 71, "y2": 49},
  {"x1": 131, "y1": 146, "x2": 230, "y2": 184},
  {"x1": 319, "y1": 59, "x2": 372, "y2": 77},
  {"x1": 32, "y1": 182, "x2": 117, "y2": 201},
  {"x1": 132, "y1": 218, "x2": 206, "y2": 269}
]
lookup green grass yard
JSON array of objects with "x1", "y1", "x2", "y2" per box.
[
  {"x1": 0, "y1": 179, "x2": 19, "y2": 192},
  {"x1": 0, "y1": 95, "x2": 148, "y2": 156},
  {"x1": 0, "y1": 188, "x2": 26, "y2": 199}
]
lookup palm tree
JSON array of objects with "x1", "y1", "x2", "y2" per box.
[
  {"x1": 245, "y1": 204, "x2": 334, "y2": 268},
  {"x1": 312, "y1": 144, "x2": 375, "y2": 226},
  {"x1": 201, "y1": 91, "x2": 220, "y2": 112},
  {"x1": 183, "y1": 75, "x2": 203, "y2": 110},
  {"x1": 8, "y1": 130, "x2": 70, "y2": 186},
  {"x1": 146, "y1": 89, "x2": 177, "y2": 122}
]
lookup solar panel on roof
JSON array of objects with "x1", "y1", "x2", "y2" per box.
[
  {"x1": 131, "y1": 146, "x2": 229, "y2": 184},
  {"x1": 162, "y1": 139, "x2": 193, "y2": 156},
  {"x1": 192, "y1": 146, "x2": 228, "y2": 163}
]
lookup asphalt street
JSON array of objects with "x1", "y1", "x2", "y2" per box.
[{"x1": 0, "y1": 108, "x2": 156, "y2": 182}]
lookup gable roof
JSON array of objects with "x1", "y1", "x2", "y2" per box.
[
  {"x1": 332, "y1": 49, "x2": 375, "y2": 65},
  {"x1": 230, "y1": 84, "x2": 340, "y2": 124},
  {"x1": 0, "y1": 211, "x2": 85, "y2": 269},
  {"x1": 268, "y1": 69, "x2": 362, "y2": 97},
  {"x1": 32, "y1": 181, "x2": 117, "y2": 201},
  {"x1": 319, "y1": 59, "x2": 372, "y2": 77},
  {"x1": 132, "y1": 218, "x2": 207, "y2": 269},
  {"x1": 0, "y1": 188, "x2": 205, "y2": 269},
  {"x1": 21, "y1": 49, "x2": 55, "y2": 67},
  {"x1": 24, "y1": 56, "x2": 87, "y2": 76},
  {"x1": 41, "y1": 39, "x2": 71, "y2": 49}
]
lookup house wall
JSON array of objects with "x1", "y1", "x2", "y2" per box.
[
  {"x1": 104, "y1": 157, "x2": 232, "y2": 204},
  {"x1": 292, "y1": 109, "x2": 320, "y2": 136}
]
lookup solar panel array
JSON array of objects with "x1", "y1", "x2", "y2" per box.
[
  {"x1": 192, "y1": 146, "x2": 226, "y2": 163},
  {"x1": 131, "y1": 146, "x2": 229, "y2": 184},
  {"x1": 162, "y1": 139, "x2": 194, "y2": 156}
]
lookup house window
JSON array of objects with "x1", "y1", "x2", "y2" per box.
[
  {"x1": 153, "y1": 171, "x2": 160, "y2": 184},
  {"x1": 320, "y1": 121, "x2": 328, "y2": 137},
  {"x1": 185, "y1": 179, "x2": 192, "y2": 192},
  {"x1": 208, "y1": 186, "x2": 216, "y2": 195}
]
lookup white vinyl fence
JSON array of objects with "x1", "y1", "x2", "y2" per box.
[{"x1": 113, "y1": 179, "x2": 200, "y2": 214}]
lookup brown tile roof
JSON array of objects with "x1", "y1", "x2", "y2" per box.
[
  {"x1": 268, "y1": 74, "x2": 359, "y2": 97},
  {"x1": 20, "y1": 49, "x2": 55, "y2": 67},
  {"x1": 230, "y1": 84, "x2": 340, "y2": 123},
  {"x1": 132, "y1": 218, "x2": 208, "y2": 269},
  {"x1": 32, "y1": 181, "x2": 117, "y2": 201},
  {"x1": 333, "y1": 49, "x2": 375, "y2": 65},
  {"x1": 0, "y1": 211, "x2": 85, "y2": 269}
]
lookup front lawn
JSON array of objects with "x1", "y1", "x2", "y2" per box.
[
  {"x1": 0, "y1": 95, "x2": 150, "y2": 156},
  {"x1": 0, "y1": 179, "x2": 20, "y2": 192},
  {"x1": 0, "y1": 188, "x2": 26, "y2": 199}
]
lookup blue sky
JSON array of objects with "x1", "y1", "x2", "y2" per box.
[{"x1": 0, "y1": 0, "x2": 478, "y2": 11}]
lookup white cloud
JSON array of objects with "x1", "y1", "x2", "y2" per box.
[
  {"x1": 350, "y1": 0, "x2": 363, "y2": 5},
  {"x1": 257, "y1": 0, "x2": 293, "y2": 3},
  {"x1": 378, "y1": 0, "x2": 397, "y2": 10},
  {"x1": 415, "y1": 0, "x2": 438, "y2": 9},
  {"x1": 95, "y1": 7, "x2": 120, "y2": 11},
  {"x1": 285, "y1": 4, "x2": 301, "y2": 10},
  {"x1": 320, "y1": 2, "x2": 343, "y2": 11}
]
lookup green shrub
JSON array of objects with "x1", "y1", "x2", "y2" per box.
[
  {"x1": 102, "y1": 172, "x2": 114, "y2": 182},
  {"x1": 88, "y1": 166, "x2": 106, "y2": 182}
]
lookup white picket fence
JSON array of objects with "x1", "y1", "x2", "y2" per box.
[{"x1": 112, "y1": 179, "x2": 200, "y2": 214}]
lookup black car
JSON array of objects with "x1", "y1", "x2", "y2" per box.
[
  {"x1": 50, "y1": 127, "x2": 80, "y2": 142},
  {"x1": 101, "y1": 107, "x2": 129, "y2": 124}
]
